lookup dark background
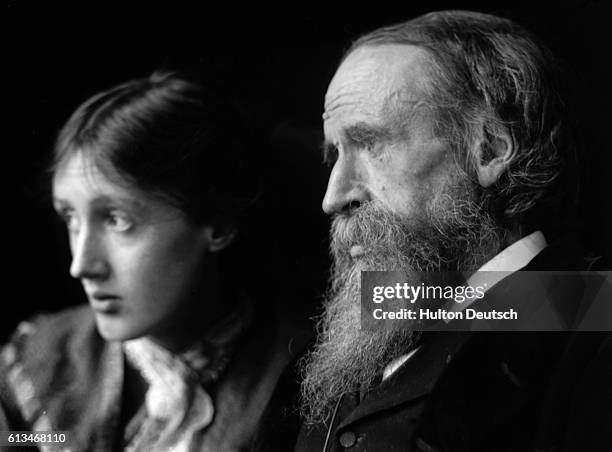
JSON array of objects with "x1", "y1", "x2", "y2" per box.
[{"x1": 3, "y1": 1, "x2": 609, "y2": 340}]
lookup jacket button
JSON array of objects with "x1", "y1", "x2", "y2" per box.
[{"x1": 339, "y1": 430, "x2": 357, "y2": 448}]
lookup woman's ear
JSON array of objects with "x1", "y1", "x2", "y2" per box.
[
  {"x1": 473, "y1": 129, "x2": 514, "y2": 188},
  {"x1": 202, "y1": 218, "x2": 237, "y2": 253}
]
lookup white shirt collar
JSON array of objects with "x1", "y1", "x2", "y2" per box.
[
  {"x1": 457, "y1": 230, "x2": 548, "y2": 304},
  {"x1": 475, "y1": 230, "x2": 547, "y2": 273},
  {"x1": 382, "y1": 347, "x2": 420, "y2": 381}
]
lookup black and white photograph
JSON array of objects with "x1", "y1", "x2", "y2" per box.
[{"x1": 2, "y1": 1, "x2": 610, "y2": 451}]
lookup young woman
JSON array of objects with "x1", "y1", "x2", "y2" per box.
[{"x1": 0, "y1": 71, "x2": 300, "y2": 451}]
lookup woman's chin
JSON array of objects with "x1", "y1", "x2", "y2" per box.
[{"x1": 93, "y1": 314, "x2": 146, "y2": 342}]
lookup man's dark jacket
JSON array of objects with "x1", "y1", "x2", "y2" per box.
[{"x1": 294, "y1": 238, "x2": 611, "y2": 451}]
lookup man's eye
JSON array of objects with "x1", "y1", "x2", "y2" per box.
[
  {"x1": 106, "y1": 211, "x2": 133, "y2": 232},
  {"x1": 358, "y1": 138, "x2": 376, "y2": 151},
  {"x1": 354, "y1": 135, "x2": 382, "y2": 156},
  {"x1": 324, "y1": 145, "x2": 339, "y2": 166}
]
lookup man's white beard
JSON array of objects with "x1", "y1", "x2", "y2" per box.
[{"x1": 299, "y1": 184, "x2": 502, "y2": 425}]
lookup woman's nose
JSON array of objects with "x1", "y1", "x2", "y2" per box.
[
  {"x1": 69, "y1": 227, "x2": 109, "y2": 280},
  {"x1": 322, "y1": 155, "x2": 370, "y2": 215}
]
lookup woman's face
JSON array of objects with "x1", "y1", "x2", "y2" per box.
[{"x1": 52, "y1": 152, "x2": 220, "y2": 349}]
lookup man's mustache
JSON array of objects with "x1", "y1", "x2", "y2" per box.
[{"x1": 330, "y1": 202, "x2": 404, "y2": 250}]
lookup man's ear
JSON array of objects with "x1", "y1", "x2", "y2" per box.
[
  {"x1": 202, "y1": 218, "x2": 237, "y2": 253},
  {"x1": 473, "y1": 130, "x2": 514, "y2": 188}
]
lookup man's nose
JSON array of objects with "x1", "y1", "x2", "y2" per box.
[
  {"x1": 69, "y1": 228, "x2": 109, "y2": 280},
  {"x1": 322, "y1": 155, "x2": 370, "y2": 215}
]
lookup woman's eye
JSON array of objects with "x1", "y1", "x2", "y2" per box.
[
  {"x1": 59, "y1": 210, "x2": 80, "y2": 233},
  {"x1": 106, "y1": 211, "x2": 133, "y2": 232}
]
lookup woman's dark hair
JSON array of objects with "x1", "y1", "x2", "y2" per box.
[{"x1": 52, "y1": 70, "x2": 260, "y2": 225}]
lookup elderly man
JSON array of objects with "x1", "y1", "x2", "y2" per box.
[{"x1": 295, "y1": 10, "x2": 610, "y2": 452}]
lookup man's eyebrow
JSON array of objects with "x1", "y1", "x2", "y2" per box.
[
  {"x1": 321, "y1": 122, "x2": 393, "y2": 163},
  {"x1": 344, "y1": 122, "x2": 392, "y2": 147}
]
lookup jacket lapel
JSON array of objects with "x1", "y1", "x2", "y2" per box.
[{"x1": 336, "y1": 332, "x2": 470, "y2": 430}]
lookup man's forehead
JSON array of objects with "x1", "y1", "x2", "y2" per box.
[{"x1": 323, "y1": 44, "x2": 430, "y2": 120}]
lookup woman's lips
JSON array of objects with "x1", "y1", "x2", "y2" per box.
[{"x1": 89, "y1": 292, "x2": 121, "y2": 313}]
